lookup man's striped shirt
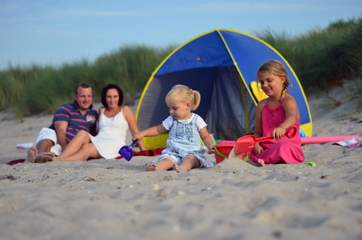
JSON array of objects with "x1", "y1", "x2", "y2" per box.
[{"x1": 49, "y1": 102, "x2": 98, "y2": 143}]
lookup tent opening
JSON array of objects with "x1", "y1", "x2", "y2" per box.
[{"x1": 138, "y1": 66, "x2": 256, "y2": 140}]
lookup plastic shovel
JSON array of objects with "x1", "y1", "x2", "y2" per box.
[
  {"x1": 300, "y1": 135, "x2": 359, "y2": 145},
  {"x1": 234, "y1": 127, "x2": 297, "y2": 159},
  {"x1": 118, "y1": 139, "x2": 138, "y2": 161},
  {"x1": 234, "y1": 135, "x2": 273, "y2": 158}
]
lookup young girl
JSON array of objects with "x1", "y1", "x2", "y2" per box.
[
  {"x1": 135, "y1": 84, "x2": 214, "y2": 172},
  {"x1": 251, "y1": 60, "x2": 304, "y2": 166}
]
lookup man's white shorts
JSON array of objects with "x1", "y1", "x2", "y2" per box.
[{"x1": 34, "y1": 128, "x2": 62, "y2": 156}]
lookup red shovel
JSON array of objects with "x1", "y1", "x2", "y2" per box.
[
  {"x1": 234, "y1": 135, "x2": 273, "y2": 159},
  {"x1": 234, "y1": 127, "x2": 298, "y2": 159}
]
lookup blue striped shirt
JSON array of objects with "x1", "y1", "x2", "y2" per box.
[{"x1": 49, "y1": 102, "x2": 98, "y2": 143}]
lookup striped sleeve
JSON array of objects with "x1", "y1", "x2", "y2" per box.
[{"x1": 52, "y1": 105, "x2": 70, "y2": 123}]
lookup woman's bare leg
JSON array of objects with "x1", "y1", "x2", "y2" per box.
[
  {"x1": 56, "y1": 143, "x2": 100, "y2": 161},
  {"x1": 177, "y1": 155, "x2": 200, "y2": 172},
  {"x1": 59, "y1": 130, "x2": 91, "y2": 158}
]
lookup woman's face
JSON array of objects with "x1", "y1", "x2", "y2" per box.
[{"x1": 105, "y1": 88, "x2": 119, "y2": 109}]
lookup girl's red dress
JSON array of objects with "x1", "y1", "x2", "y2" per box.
[{"x1": 250, "y1": 103, "x2": 305, "y2": 164}]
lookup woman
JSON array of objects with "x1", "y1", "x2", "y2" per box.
[{"x1": 53, "y1": 83, "x2": 142, "y2": 161}]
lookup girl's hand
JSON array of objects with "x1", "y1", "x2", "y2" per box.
[
  {"x1": 254, "y1": 142, "x2": 263, "y2": 154},
  {"x1": 273, "y1": 127, "x2": 286, "y2": 139}
]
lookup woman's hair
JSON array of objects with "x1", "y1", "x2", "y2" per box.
[
  {"x1": 165, "y1": 84, "x2": 201, "y2": 111},
  {"x1": 101, "y1": 83, "x2": 124, "y2": 108},
  {"x1": 257, "y1": 60, "x2": 290, "y2": 91}
]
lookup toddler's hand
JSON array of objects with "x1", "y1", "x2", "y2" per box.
[
  {"x1": 208, "y1": 146, "x2": 215, "y2": 155},
  {"x1": 254, "y1": 142, "x2": 263, "y2": 154},
  {"x1": 135, "y1": 139, "x2": 145, "y2": 151},
  {"x1": 273, "y1": 127, "x2": 286, "y2": 139},
  {"x1": 134, "y1": 132, "x2": 143, "y2": 140}
]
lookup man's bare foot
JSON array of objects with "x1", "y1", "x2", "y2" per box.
[
  {"x1": 34, "y1": 152, "x2": 55, "y2": 163},
  {"x1": 27, "y1": 147, "x2": 38, "y2": 162}
]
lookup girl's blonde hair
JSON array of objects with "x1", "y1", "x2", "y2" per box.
[
  {"x1": 258, "y1": 60, "x2": 290, "y2": 91},
  {"x1": 165, "y1": 84, "x2": 201, "y2": 111}
]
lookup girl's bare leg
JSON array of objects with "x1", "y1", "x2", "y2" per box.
[
  {"x1": 256, "y1": 158, "x2": 265, "y2": 167},
  {"x1": 59, "y1": 130, "x2": 91, "y2": 158},
  {"x1": 177, "y1": 155, "x2": 200, "y2": 172},
  {"x1": 56, "y1": 143, "x2": 100, "y2": 161},
  {"x1": 146, "y1": 158, "x2": 175, "y2": 171}
]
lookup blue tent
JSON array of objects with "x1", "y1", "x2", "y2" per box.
[{"x1": 136, "y1": 29, "x2": 313, "y2": 149}]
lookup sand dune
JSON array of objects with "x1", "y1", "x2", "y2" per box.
[{"x1": 0, "y1": 81, "x2": 361, "y2": 240}]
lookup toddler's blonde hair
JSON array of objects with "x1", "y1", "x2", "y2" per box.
[
  {"x1": 258, "y1": 60, "x2": 290, "y2": 91},
  {"x1": 165, "y1": 84, "x2": 201, "y2": 111}
]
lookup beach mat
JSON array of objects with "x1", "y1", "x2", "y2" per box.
[
  {"x1": 7, "y1": 148, "x2": 164, "y2": 165},
  {"x1": 7, "y1": 159, "x2": 26, "y2": 165}
]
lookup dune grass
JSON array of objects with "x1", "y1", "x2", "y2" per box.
[
  {"x1": 0, "y1": 18, "x2": 361, "y2": 117},
  {"x1": 258, "y1": 18, "x2": 362, "y2": 92},
  {"x1": 0, "y1": 46, "x2": 172, "y2": 117}
]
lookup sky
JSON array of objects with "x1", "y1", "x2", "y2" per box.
[{"x1": 0, "y1": 0, "x2": 361, "y2": 70}]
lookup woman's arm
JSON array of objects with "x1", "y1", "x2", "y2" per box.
[
  {"x1": 122, "y1": 106, "x2": 139, "y2": 137},
  {"x1": 122, "y1": 106, "x2": 145, "y2": 150}
]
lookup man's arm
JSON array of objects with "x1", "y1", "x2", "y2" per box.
[{"x1": 54, "y1": 121, "x2": 68, "y2": 149}]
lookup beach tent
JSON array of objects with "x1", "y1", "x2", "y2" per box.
[{"x1": 136, "y1": 29, "x2": 313, "y2": 149}]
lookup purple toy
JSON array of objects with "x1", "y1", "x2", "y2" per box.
[{"x1": 118, "y1": 139, "x2": 138, "y2": 161}]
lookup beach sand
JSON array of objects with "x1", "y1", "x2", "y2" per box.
[{"x1": 0, "y1": 81, "x2": 361, "y2": 240}]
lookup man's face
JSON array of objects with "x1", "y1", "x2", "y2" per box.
[{"x1": 75, "y1": 87, "x2": 93, "y2": 111}]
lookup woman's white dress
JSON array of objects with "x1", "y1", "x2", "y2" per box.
[{"x1": 90, "y1": 109, "x2": 129, "y2": 159}]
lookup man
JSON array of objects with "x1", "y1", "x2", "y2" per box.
[{"x1": 27, "y1": 83, "x2": 98, "y2": 162}]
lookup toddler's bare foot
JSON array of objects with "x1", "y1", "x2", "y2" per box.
[
  {"x1": 27, "y1": 147, "x2": 38, "y2": 162},
  {"x1": 173, "y1": 164, "x2": 182, "y2": 172},
  {"x1": 146, "y1": 163, "x2": 157, "y2": 171}
]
